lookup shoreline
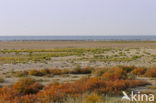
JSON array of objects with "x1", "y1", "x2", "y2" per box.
[{"x1": 1, "y1": 35, "x2": 156, "y2": 41}]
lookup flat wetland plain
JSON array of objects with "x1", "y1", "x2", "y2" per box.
[
  {"x1": 0, "y1": 41, "x2": 156, "y2": 103},
  {"x1": 1, "y1": 40, "x2": 156, "y2": 49}
]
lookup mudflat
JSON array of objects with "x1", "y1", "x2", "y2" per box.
[{"x1": 1, "y1": 41, "x2": 156, "y2": 49}]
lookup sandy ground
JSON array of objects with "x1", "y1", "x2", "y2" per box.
[{"x1": 1, "y1": 47, "x2": 156, "y2": 71}]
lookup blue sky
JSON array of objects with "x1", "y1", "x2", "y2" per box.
[{"x1": 0, "y1": 0, "x2": 156, "y2": 36}]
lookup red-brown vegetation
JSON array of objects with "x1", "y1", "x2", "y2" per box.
[
  {"x1": 0, "y1": 78, "x2": 43, "y2": 103},
  {"x1": 0, "y1": 66, "x2": 152, "y2": 103},
  {"x1": 13, "y1": 78, "x2": 43, "y2": 95},
  {"x1": 16, "y1": 67, "x2": 93, "y2": 77},
  {"x1": 145, "y1": 68, "x2": 156, "y2": 77},
  {"x1": 131, "y1": 67, "x2": 146, "y2": 76}
]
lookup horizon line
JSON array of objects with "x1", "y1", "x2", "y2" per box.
[{"x1": 0, "y1": 35, "x2": 156, "y2": 36}]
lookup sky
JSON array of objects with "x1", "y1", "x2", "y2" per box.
[{"x1": 0, "y1": 0, "x2": 156, "y2": 36}]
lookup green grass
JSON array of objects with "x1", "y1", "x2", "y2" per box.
[
  {"x1": 0, "y1": 47, "x2": 153, "y2": 64},
  {"x1": 0, "y1": 52, "x2": 80, "y2": 64}
]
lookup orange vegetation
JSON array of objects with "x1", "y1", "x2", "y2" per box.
[
  {"x1": 0, "y1": 66, "x2": 151, "y2": 103},
  {"x1": 131, "y1": 67, "x2": 146, "y2": 76},
  {"x1": 145, "y1": 68, "x2": 156, "y2": 77}
]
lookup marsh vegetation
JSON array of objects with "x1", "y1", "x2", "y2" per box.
[{"x1": 0, "y1": 41, "x2": 156, "y2": 103}]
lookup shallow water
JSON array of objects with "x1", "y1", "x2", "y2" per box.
[{"x1": 0, "y1": 35, "x2": 156, "y2": 41}]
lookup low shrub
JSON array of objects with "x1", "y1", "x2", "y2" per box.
[
  {"x1": 40, "y1": 69, "x2": 50, "y2": 75},
  {"x1": 127, "y1": 73, "x2": 136, "y2": 79},
  {"x1": 145, "y1": 68, "x2": 156, "y2": 77},
  {"x1": 0, "y1": 76, "x2": 4, "y2": 83},
  {"x1": 84, "y1": 93, "x2": 101, "y2": 103},
  {"x1": 29, "y1": 70, "x2": 44, "y2": 76},
  {"x1": 102, "y1": 67, "x2": 127, "y2": 80},
  {"x1": 79, "y1": 67, "x2": 93, "y2": 74},
  {"x1": 14, "y1": 71, "x2": 28, "y2": 77},
  {"x1": 71, "y1": 67, "x2": 92, "y2": 74},
  {"x1": 13, "y1": 78, "x2": 43, "y2": 95},
  {"x1": 118, "y1": 65, "x2": 136, "y2": 73},
  {"x1": 0, "y1": 74, "x2": 149, "y2": 103},
  {"x1": 50, "y1": 69, "x2": 62, "y2": 75},
  {"x1": 93, "y1": 68, "x2": 108, "y2": 76},
  {"x1": 102, "y1": 72, "x2": 120, "y2": 81},
  {"x1": 15, "y1": 67, "x2": 92, "y2": 77},
  {"x1": 61, "y1": 68, "x2": 71, "y2": 74},
  {"x1": 128, "y1": 80, "x2": 150, "y2": 87},
  {"x1": 71, "y1": 65, "x2": 82, "y2": 74},
  {"x1": 131, "y1": 67, "x2": 146, "y2": 76}
]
